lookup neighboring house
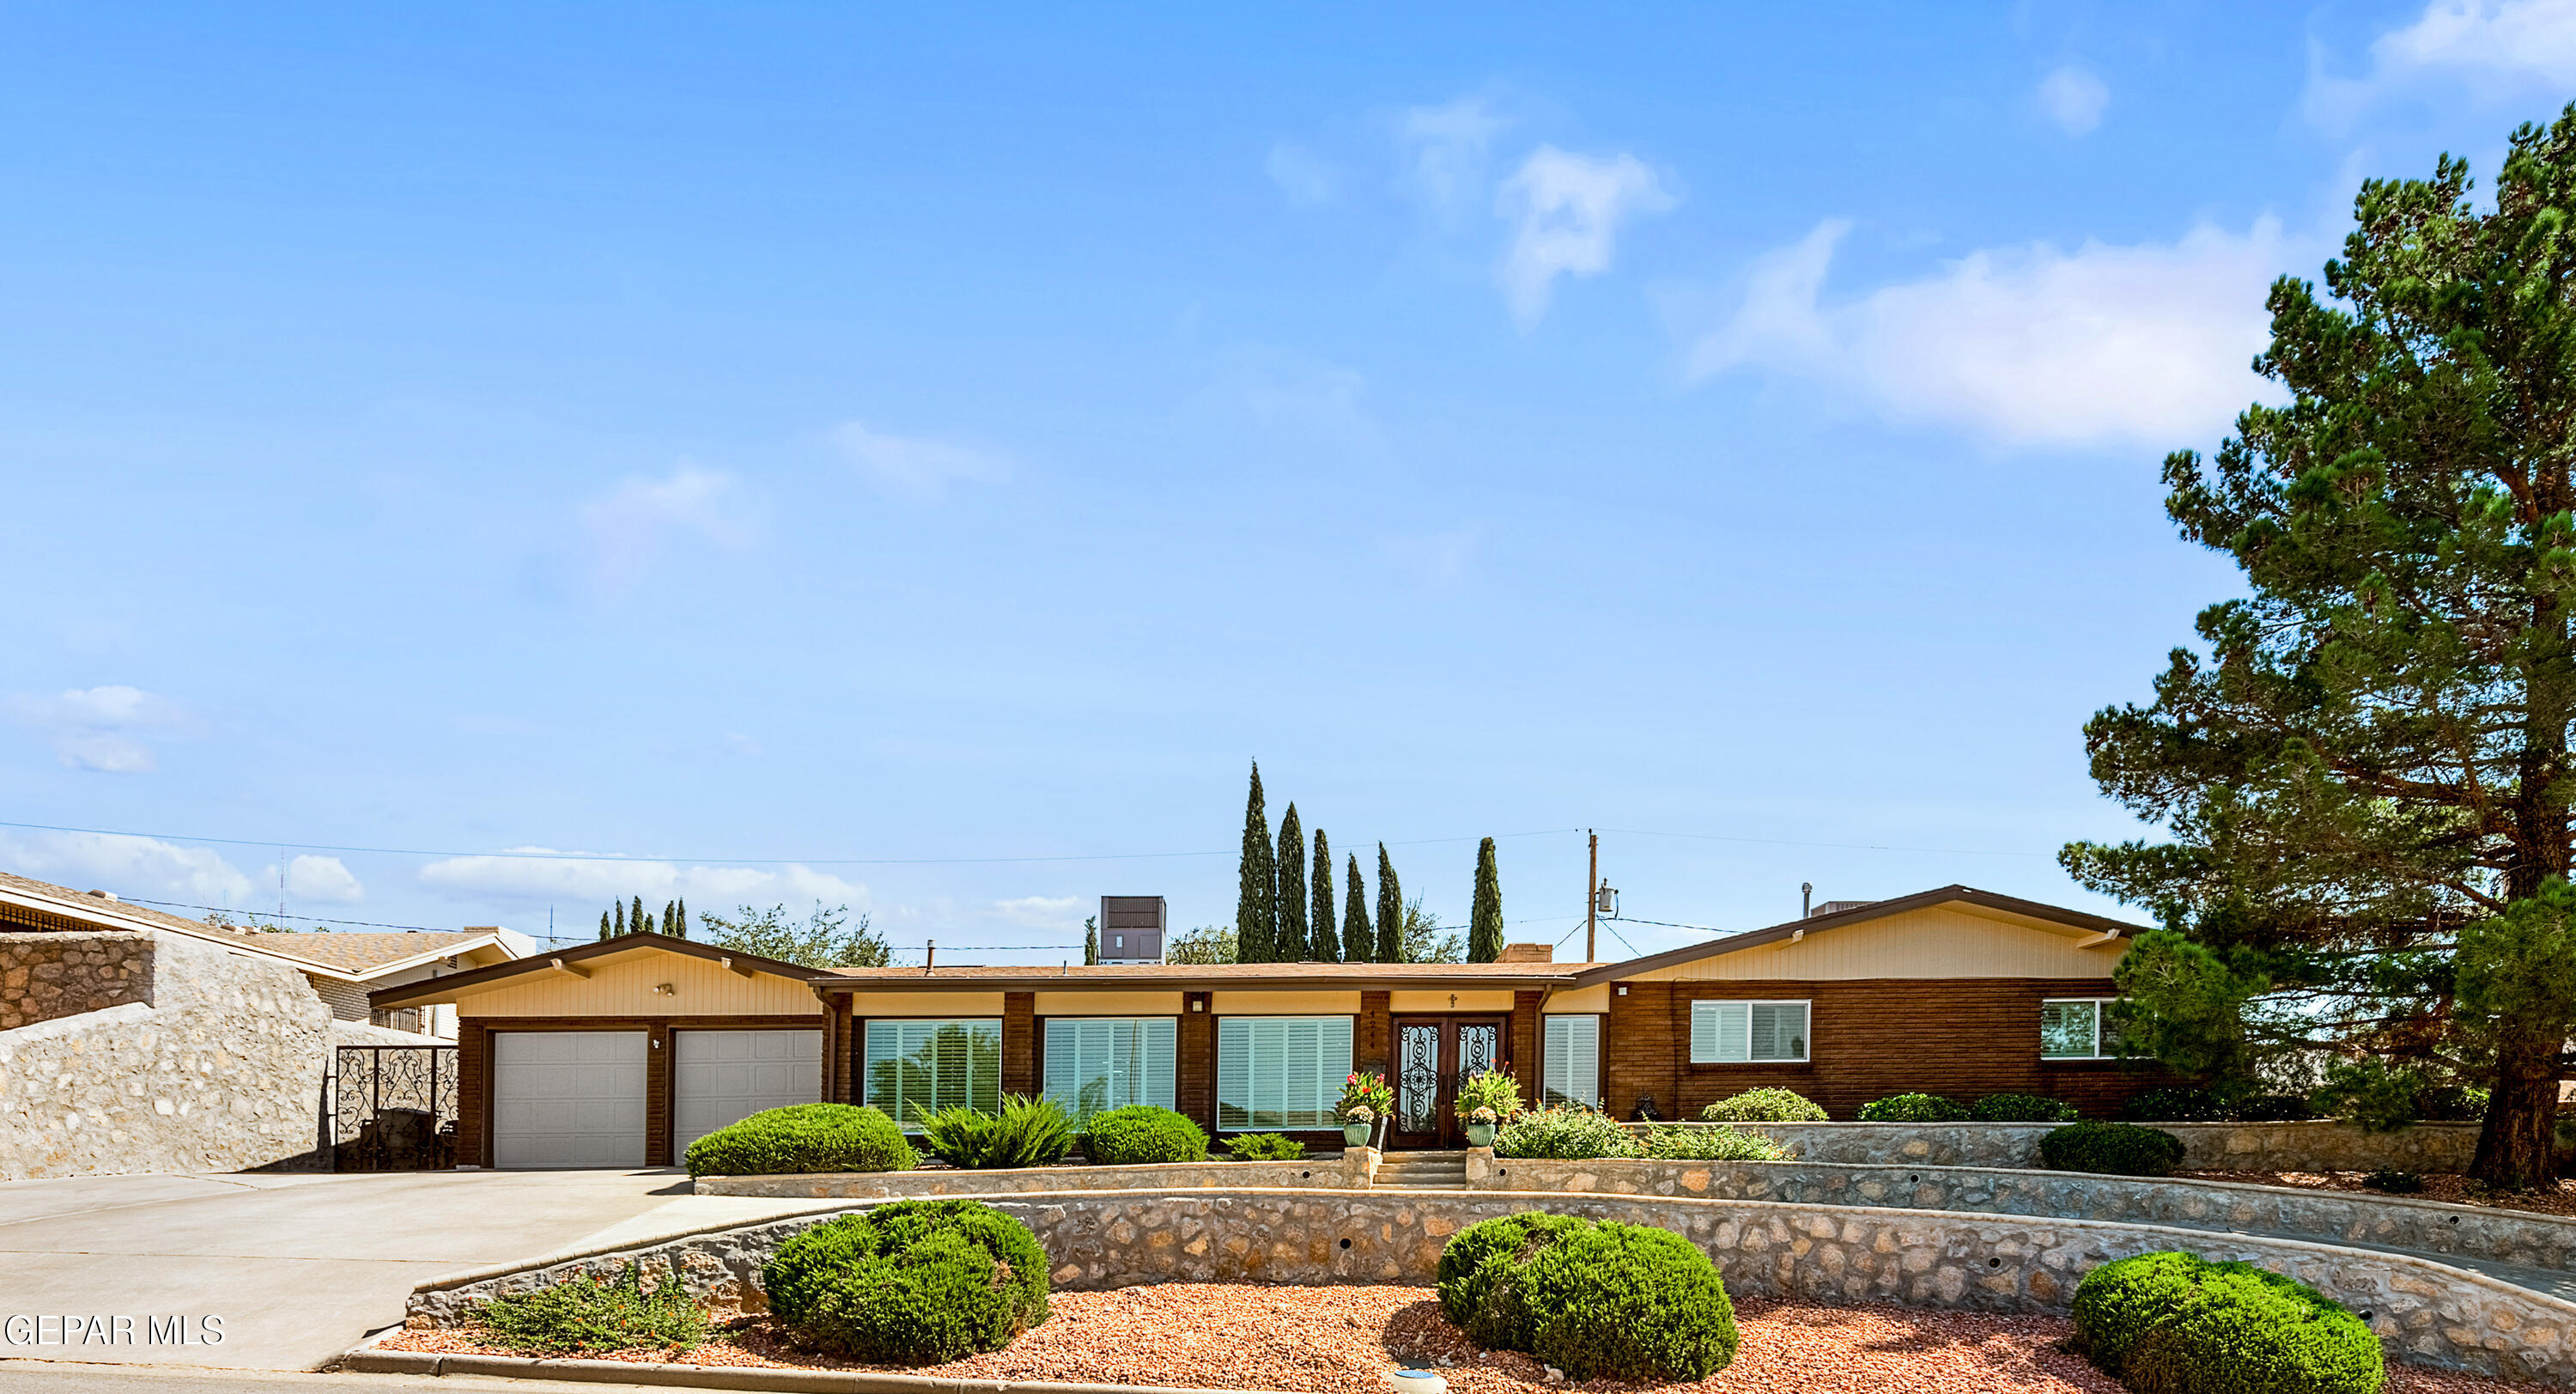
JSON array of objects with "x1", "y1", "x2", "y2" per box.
[
  {"x1": 375, "y1": 884, "x2": 2174, "y2": 1171},
  {"x1": 253, "y1": 927, "x2": 532, "y2": 1039}
]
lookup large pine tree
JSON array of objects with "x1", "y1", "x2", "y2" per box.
[
  {"x1": 1467, "y1": 837, "x2": 1504, "y2": 962},
  {"x1": 2067, "y1": 107, "x2": 2576, "y2": 1189},
  {"x1": 1236, "y1": 762, "x2": 1275, "y2": 963},
  {"x1": 1376, "y1": 843, "x2": 1402, "y2": 963},
  {"x1": 1344, "y1": 852, "x2": 1372, "y2": 963},
  {"x1": 1275, "y1": 803, "x2": 1309, "y2": 962},
  {"x1": 1310, "y1": 829, "x2": 1338, "y2": 962}
]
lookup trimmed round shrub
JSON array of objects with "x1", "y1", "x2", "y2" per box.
[
  {"x1": 1081, "y1": 1105, "x2": 1208, "y2": 1165},
  {"x1": 1492, "y1": 1106, "x2": 1641, "y2": 1160},
  {"x1": 1856, "y1": 1092, "x2": 1969, "y2": 1123},
  {"x1": 685, "y1": 1104, "x2": 914, "y2": 1179},
  {"x1": 2075, "y1": 1251, "x2": 2384, "y2": 1394},
  {"x1": 1437, "y1": 1211, "x2": 1591, "y2": 1348},
  {"x1": 1971, "y1": 1092, "x2": 2079, "y2": 1123},
  {"x1": 2042, "y1": 1120, "x2": 2188, "y2": 1177},
  {"x1": 1518, "y1": 1221, "x2": 1739, "y2": 1382},
  {"x1": 762, "y1": 1199, "x2": 1049, "y2": 1364},
  {"x1": 1698, "y1": 1087, "x2": 1827, "y2": 1123}
]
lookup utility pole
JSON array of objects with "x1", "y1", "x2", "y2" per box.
[{"x1": 1586, "y1": 830, "x2": 1599, "y2": 963}]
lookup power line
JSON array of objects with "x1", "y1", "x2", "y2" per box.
[
  {"x1": 119, "y1": 898, "x2": 459, "y2": 933},
  {"x1": 1600, "y1": 826, "x2": 2044, "y2": 858},
  {"x1": 1606, "y1": 913, "x2": 1731, "y2": 934}
]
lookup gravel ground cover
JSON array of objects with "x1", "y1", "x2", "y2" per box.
[
  {"x1": 2184, "y1": 1170, "x2": 2576, "y2": 1216},
  {"x1": 385, "y1": 1281, "x2": 2551, "y2": 1392}
]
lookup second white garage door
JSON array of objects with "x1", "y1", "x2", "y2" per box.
[
  {"x1": 673, "y1": 1029, "x2": 823, "y2": 1156},
  {"x1": 491, "y1": 1031, "x2": 647, "y2": 1169}
]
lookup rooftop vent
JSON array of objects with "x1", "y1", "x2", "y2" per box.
[
  {"x1": 1810, "y1": 899, "x2": 1875, "y2": 918},
  {"x1": 84, "y1": 889, "x2": 117, "y2": 901}
]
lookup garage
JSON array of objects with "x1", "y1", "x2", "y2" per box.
[
  {"x1": 673, "y1": 1028, "x2": 823, "y2": 1155},
  {"x1": 491, "y1": 1030, "x2": 647, "y2": 1168}
]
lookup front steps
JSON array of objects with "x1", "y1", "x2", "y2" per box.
[{"x1": 1372, "y1": 1149, "x2": 1471, "y2": 1190}]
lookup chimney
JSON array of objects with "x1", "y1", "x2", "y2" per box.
[{"x1": 1498, "y1": 942, "x2": 1554, "y2": 964}]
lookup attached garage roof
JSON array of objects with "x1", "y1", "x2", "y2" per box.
[{"x1": 368, "y1": 931, "x2": 819, "y2": 1011}]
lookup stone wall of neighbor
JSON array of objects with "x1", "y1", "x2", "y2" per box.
[
  {"x1": 1682, "y1": 1119, "x2": 2482, "y2": 1173},
  {"x1": 0, "y1": 928, "x2": 333, "y2": 1180},
  {"x1": 410, "y1": 1188, "x2": 2576, "y2": 1386},
  {"x1": 1466, "y1": 1155, "x2": 2576, "y2": 1270},
  {"x1": 0, "y1": 930, "x2": 154, "y2": 1031},
  {"x1": 699, "y1": 1153, "x2": 1374, "y2": 1198}
]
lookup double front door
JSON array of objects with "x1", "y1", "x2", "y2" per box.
[{"x1": 1388, "y1": 1014, "x2": 1504, "y2": 1149}]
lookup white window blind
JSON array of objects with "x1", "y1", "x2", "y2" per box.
[
  {"x1": 862, "y1": 1019, "x2": 1001, "y2": 1129},
  {"x1": 1688, "y1": 1001, "x2": 1809, "y2": 1062},
  {"x1": 1216, "y1": 1016, "x2": 1352, "y2": 1130},
  {"x1": 1042, "y1": 1017, "x2": 1177, "y2": 1123},
  {"x1": 2042, "y1": 999, "x2": 2123, "y2": 1059},
  {"x1": 1543, "y1": 1015, "x2": 1601, "y2": 1108}
]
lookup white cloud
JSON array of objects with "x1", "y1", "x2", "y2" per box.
[
  {"x1": 831, "y1": 422, "x2": 1011, "y2": 504},
  {"x1": 1265, "y1": 141, "x2": 1340, "y2": 205},
  {"x1": 1495, "y1": 146, "x2": 1676, "y2": 328},
  {"x1": 2310, "y1": 0, "x2": 2576, "y2": 124},
  {"x1": 417, "y1": 849, "x2": 867, "y2": 911},
  {"x1": 1688, "y1": 217, "x2": 2291, "y2": 448},
  {"x1": 1394, "y1": 96, "x2": 1507, "y2": 226},
  {"x1": 2038, "y1": 65, "x2": 2111, "y2": 136},
  {"x1": 580, "y1": 463, "x2": 758, "y2": 592},
  {"x1": 0, "y1": 831, "x2": 256, "y2": 907},
  {"x1": 8, "y1": 685, "x2": 193, "y2": 774},
  {"x1": 282, "y1": 855, "x2": 365, "y2": 904},
  {"x1": 993, "y1": 895, "x2": 1081, "y2": 928}
]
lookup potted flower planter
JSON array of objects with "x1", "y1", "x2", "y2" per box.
[
  {"x1": 1344, "y1": 1120, "x2": 1374, "y2": 1147},
  {"x1": 1463, "y1": 1121, "x2": 1496, "y2": 1148}
]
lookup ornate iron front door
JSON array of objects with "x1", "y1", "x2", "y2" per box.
[{"x1": 1388, "y1": 1016, "x2": 1511, "y2": 1148}]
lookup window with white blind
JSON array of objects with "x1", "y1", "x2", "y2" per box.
[
  {"x1": 1543, "y1": 1015, "x2": 1601, "y2": 1108},
  {"x1": 1042, "y1": 1017, "x2": 1177, "y2": 1123},
  {"x1": 862, "y1": 1019, "x2": 1001, "y2": 1129},
  {"x1": 2041, "y1": 999, "x2": 2127, "y2": 1059},
  {"x1": 1688, "y1": 1000, "x2": 1810, "y2": 1063},
  {"x1": 1216, "y1": 1016, "x2": 1352, "y2": 1130}
]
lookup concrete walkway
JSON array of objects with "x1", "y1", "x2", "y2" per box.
[{"x1": 0, "y1": 1168, "x2": 829, "y2": 1373}]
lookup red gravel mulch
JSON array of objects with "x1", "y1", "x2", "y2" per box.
[
  {"x1": 381, "y1": 1281, "x2": 2555, "y2": 1392},
  {"x1": 2184, "y1": 1170, "x2": 2576, "y2": 1217}
]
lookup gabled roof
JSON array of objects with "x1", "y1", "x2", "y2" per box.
[
  {"x1": 1569, "y1": 884, "x2": 2144, "y2": 987},
  {"x1": 367, "y1": 930, "x2": 821, "y2": 1010},
  {"x1": 0, "y1": 868, "x2": 519, "y2": 983}
]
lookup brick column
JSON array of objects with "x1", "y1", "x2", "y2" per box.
[
  {"x1": 1002, "y1": 992, "x2": 1037, "y2": 1097},
  {"x1": 1357, "y1": 989, "x2": 1392, "y2": 1077},
  {"x1": 1178, "y1": 992, "x2": 1214, "y2": 1131},
  {"x1": 455, "y1": 1023, "x2": 489, "y2": 1167},
  {"x1": 1605, "y1": 983, "x2": 1677, "y2": 1123},
  {"x1": 1511, "y1": 990, "x2": 1544, "y2": 1110},
  {"x1": 644, "y1": 1020, "x2": 673, "y2": 1166}
]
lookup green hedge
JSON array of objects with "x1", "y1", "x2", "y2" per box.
[
  {"x1": 1970, "y1": 1093, "x2": 2079, "y2": 1123},
  {"x1": 1437, "y1": 1212, "x2": 1736, "y2": 1381},
  {"x1": 683, "y1": 1104, "x2": 915, "y2": 1179},
  {"x1": 1637, "y1": 1124, "x2": 1787, "y2": 1160},
  {"x1": 2073, "y1": 1251, "x2": 2384, "y2": 1394},
  {"x1": 1697, "y1": 1088, "x2": 1827, "y2": 1123},
  {"x1": 1492, "y1": 1106, "x2": 1641, "y2": 1160},
  {"x1": 1081, "y1": 1105, "x2": 1208, "y2": 1165},
  {"x1": 762, "y1": 1199, "x2": 1050, "y2": 1365},
  {"x1": 1856, "y1": 1093, "x2": 1968, "y2": 1123},
  {"x1": 2041, "y1": 1120, "x2": 2188, "y2": 1177}
]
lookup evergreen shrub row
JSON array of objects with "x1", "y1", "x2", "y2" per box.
[
  {"x1": 2041, "y1": 1120, "x2": 2188, "y2": 1177},
  {"x1": 1436, "y1": 1211, "x2": 1739, "y2": 1381},
  {"x1": 683, "y1": 1104, "x2": 915, "y2": 1179}
]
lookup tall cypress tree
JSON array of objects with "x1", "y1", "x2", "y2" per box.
[
  {"x1": 613, "y1": 899, "x2": 626, "y2": 935},
  {"x1": 675, "y1": 897, "x2": 689, "y2": 940},
  {"x1": 598, "y1": 910, "x2": 611, "y2": 940},
  {"x1": 1084, "y1": 916, "x2": 1099, "y2": 965},
  {"x1": 1310, "y1": 829, "x2": 1338, "y2": 963},
  {"x1": 1236, "y1": 762, "x2": 1275, "y2": 963},
  {"x1": 1467, "y1": 837, "x2": 1504, "y2": 963},
  {"x1": 1376, "y1": 843, "x2": 1402, "y2": 963},
  {"x1": 1343, "y1": 853, "x2": 1372, "y2": 963},
  {"x1": 1275, "y1": 803, "x2": 1309, "y2": 962},
  {"x1": 632, "y1": 896, "x2": 647, "y2": 940}
]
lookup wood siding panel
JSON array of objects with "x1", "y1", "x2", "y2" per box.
[
  {"x1": 1358, "y1": 990, "x2": 1392, "y2": 1077},
  {"x1": 459, "y1": 953, "x2": 823, "y2": 1018},
  {"x1": 1388, "y1": 989, "x2": 1516, "y2": 1013},
  {"x1": 1635, "y1": 906, "x2": 2129, "y2": 982}
]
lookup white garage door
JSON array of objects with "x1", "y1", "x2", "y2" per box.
[
  {"x1": 673, "y1": 1030, "x2": 823, "y2": 1157},
  {"x1": 491, "y1": 1031, "x2": 647, "y2": 1169}
]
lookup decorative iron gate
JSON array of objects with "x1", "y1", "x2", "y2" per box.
[{"x1": 331, "y1": 1045, "x2": 459, "y2": 1171}]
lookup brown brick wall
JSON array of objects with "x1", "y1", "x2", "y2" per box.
[
  {"x1": 1511, "y1": 991, "x2": 1543, "y2": 1110},
  {"x1": 1002, "y1": 992, "x2": 1036, "y2": 1096},
  {"x1": 1602, "y1": 977, "x2": 2176, "y2": 1121},
  {"x1": 1357, "y1": 990, "x2": 1391, "y2": 1078},
  {"x1": 1177, "y1": 993, "x2": 1214, "y2": 1132}
]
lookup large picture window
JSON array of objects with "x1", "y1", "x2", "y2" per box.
[
  {"x1": 1689, "y1": 1000, "x2": 1810, "y2": 1063},
  {"x1": 863, "y1": 1019, "x2": 1001, "y2": 1128},
  {"x1": 1042, "y1": 1017, "x2": 1177, "y2": 1123},
  {"x1": 2041, "y1": 999, "x2": 2127, "y2": 1060},
  {"x1": 1216, "y1": 1016, "x2": 1352, "y2": 1130},
  {"x1": 1542, "y1": 1015, "x2": 1601, "y2": 1108}
]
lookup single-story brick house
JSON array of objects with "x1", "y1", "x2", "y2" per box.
[{"x1": 374, "y1": 884, "x2": 2173, "y2": 1169}]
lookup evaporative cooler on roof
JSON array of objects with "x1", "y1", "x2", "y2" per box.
[{"x1": 1097, "y1": 896, "x2": 1166, "y2": 965}]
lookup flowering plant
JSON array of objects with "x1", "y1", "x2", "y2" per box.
[
  {"x1": 1454, "y1": 1069, "x2": 1523, "y2": 1123},
  {"x1": 1337, "y1": 1071, "x2": 1393, "y2": 1123},
  {"x1": 1468, "y1": 1106, "x2": 1498, "y2": 1124}
]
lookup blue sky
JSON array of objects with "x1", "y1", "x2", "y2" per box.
[{"x1": 3, "y1": 2, "x2": 2570, "y2": 959}]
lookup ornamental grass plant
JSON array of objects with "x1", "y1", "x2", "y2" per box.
[
  {"x1": 473, "y1": 1263, "x2": 708, "y2": 1356},
  {"x1": 911, "y1": 1093, "x2": 1075, "y2": 1170}
]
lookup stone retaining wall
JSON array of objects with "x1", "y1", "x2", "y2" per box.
[
  {"x1": 700, "y1": 1153, "x2": 1373, "y2": 1198},
  {"x1": 0, "y1": 930, "x2": 153, "y2": 1031},
  {"x1": 0, "y1": 928, "x2": 331, "y2": 1180},
  {"x1": 1689, "y1": 1119, "x2": 2482, "y2": 1172},
  {"x1": 1468, "y1": 1154, "x2": 2576, "y2": 1269},
  {"x1": 410, "y1": 1187, "x2": 2576, "y2": 1386}
]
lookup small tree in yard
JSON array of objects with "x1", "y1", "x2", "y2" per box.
[
  {"x1": 1376, "y1": 843, "x2": 1403, "y2": 963},
  {"x1": 697, "y1": 902, "x2": 890, "y2": 968},
  {"x1": 2067, "y1": 105, "x2": 2576, "y2": 1188},
  {"x1": 1165, "y1": 924, "x2": 1237, "y2": 964},
  {"x1": 1275, "y1": 803, "x2": 1309, "y2": 962}
]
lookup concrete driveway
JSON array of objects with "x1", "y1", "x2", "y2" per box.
[{"x1": 0, "y1": 1168, "x2": 825, "y2": 1372}]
